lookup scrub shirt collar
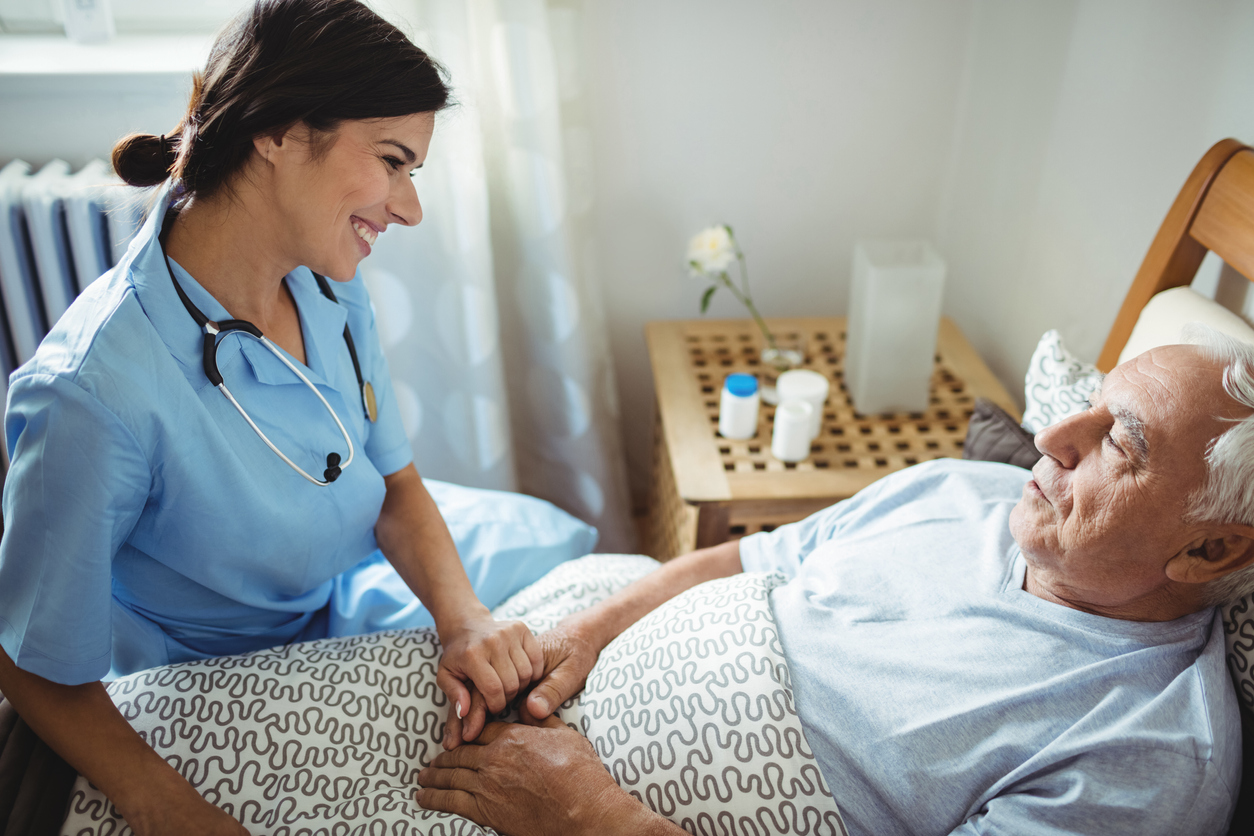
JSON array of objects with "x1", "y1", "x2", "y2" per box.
[{"x1": 124, "y1": 181, "x2": 351, "y2": 389}]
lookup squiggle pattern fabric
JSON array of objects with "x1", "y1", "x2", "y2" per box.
[
  {"x1": 60, "y1": 556, "x2": 845, "y2": 835},
  {"x1": 1224, "y1": 596, "x2": 1254, "y2": 716},
  {"x1": 1020, "y1": 329, "x2": 1104, "y2": 434},
  {"x1": 570, "y1": 572, "x2": 848, "y2": 836}
]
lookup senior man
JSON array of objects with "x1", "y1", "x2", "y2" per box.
[{"x1": 417, "y1": 335, "x2": 1254, "y2": 836}]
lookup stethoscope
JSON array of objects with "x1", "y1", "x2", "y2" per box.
[{"x1": 159, "y1": 210, "x2": 378, "y2": 486}]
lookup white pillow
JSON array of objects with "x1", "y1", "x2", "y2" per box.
[{"x1": 1118, "y1": 286, "x2": 1254, "y2": 366}]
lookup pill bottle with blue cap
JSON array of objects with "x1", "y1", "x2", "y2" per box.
[{"x1": 718, "y1": 373, "x2": 760, "y2": 439}]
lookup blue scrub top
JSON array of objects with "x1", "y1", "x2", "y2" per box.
[{"x1": 0, "y1": 184, "x2": 415, "y2": 685}]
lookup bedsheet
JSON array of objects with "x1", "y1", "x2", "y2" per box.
[{"x1": 60, "y1": 556, "x2": 846, "y2": 835}]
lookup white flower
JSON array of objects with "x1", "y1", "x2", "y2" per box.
[{"x1": 687, "y1": 225, "x2": 736, "y2": 275}]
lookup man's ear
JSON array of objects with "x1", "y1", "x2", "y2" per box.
[{"x1": 1166, "y1": 525, "x2": 1254, "y2": 585}]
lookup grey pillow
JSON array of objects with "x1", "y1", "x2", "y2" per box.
[{"x1": 962, "y1": 398, "x2": 1042, "y2": 470}]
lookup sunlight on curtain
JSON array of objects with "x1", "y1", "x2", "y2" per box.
[{"x1": 365, "y1": 0, "x2": 634, "y2": 551}]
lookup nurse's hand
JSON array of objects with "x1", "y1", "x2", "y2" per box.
[
  {"x1": 442, "y1": 620, "x2": 601, "y2": 749},
  {"x1": 435, "y1": 609, "x2": 543, "y2": 739}
]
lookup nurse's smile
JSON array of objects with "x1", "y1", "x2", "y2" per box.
[{"x1": 351, "y1": 216, "x2": 381, "y2": 255}]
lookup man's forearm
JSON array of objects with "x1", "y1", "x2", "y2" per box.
[
  {"x1": 563, "y1": 539, "x2": 743, "y2": 650},
  {"x1": 598, "y1": 795, "x2": 692, "y2": 836}
]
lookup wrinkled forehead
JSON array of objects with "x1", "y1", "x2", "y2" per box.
[{"x1": 1105, "y1": 346, "x2": 1235, "y2": 460}]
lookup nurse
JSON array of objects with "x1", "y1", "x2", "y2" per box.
[{"x1": 0, "y1": 0, "x2": 547, "y2": 831}]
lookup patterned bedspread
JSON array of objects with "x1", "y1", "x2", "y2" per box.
[{"x1": 61, "y1": 555, "x2": 846, "y2": 835}]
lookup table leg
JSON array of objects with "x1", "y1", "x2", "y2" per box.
[{"x1": 695, "y1": 503, "x2": 731, "y2": 549}]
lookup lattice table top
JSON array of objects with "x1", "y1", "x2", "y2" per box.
[{"x1": 646, "y1": 316, "x2": 1020, "y2": 504}]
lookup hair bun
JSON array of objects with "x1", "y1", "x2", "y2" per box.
[{"x1": 111, "y1": 132, "x2": 177, "y2": 187}]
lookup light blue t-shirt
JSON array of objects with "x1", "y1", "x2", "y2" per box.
[
  {"x1": 0, "y1": 186, "x2": 415, "y2": 685},
  {"x1": 739, "y1": 459, "x2": 1240, "y2": 836}
]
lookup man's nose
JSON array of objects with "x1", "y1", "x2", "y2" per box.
[{"x1": 1033, "y1": 411, "x2": 1095, "y2": 470}]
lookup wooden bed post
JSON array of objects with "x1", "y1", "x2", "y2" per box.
[{"x1": 1097, "y1": 138, "x2": 1250, "y2": 371}]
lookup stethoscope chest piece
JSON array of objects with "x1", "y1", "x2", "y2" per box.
[{"x1": 363, "y1": 381, "x2": 378, "y2": 423}]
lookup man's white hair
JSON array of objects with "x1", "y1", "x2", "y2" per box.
[{"x1": 1180, "y1": 324, "x2": 1254, "y2": 606}]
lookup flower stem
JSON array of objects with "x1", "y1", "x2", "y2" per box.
[{"x1": 718, "y1": 272, "x2": 778, "y2": 352}]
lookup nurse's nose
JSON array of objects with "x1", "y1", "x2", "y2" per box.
[{"x1": 388, "y1": 175, "x2": 422, "y2": 227}]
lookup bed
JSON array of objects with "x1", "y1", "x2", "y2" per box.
[{"x1": 5, "y1": 138, "x2": 1254, "y2": 834}]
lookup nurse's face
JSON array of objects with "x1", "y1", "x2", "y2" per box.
[{"x1": 265, "y1": 112, "x2": 435, "y2": 281}]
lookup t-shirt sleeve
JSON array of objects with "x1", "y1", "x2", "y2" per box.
[
  {"x1": 737, "y1": 461, "x2": 923, "y2": 577},
  {"x1": 737, "y1": 503, "x2": 848, "y2": 577},
  {"x1": 945, "y1": 747, "x2": 1234, "y2": 836},
  {"x1": 0, "y1": 373, "x2": 150, "y2": 685},
  {"x1": 352, "y1": 273, "x2": 413, "y2": 477}
]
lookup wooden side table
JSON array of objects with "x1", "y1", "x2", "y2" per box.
[{"x1": 642, "y1": 316, "x2": 1020, "y2": 561}]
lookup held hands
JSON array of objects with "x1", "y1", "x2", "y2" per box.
[
  {"x1": 418, "y1": 716, "x2": 638, "y2": 836},
  {"x1": 442, "y1": 621, "x2": 603, "y2": 749},
  {"x1": 435, "y1": 608, "x2": 543, "y2": 740}
]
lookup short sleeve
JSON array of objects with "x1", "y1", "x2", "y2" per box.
[
  {"x1": 738, "y1": 504, "x2": 848, "y2": 578},
  {"x1": 947, "y1": 747, "x2": 1234, "y2": 836},
  {"x1": 737, "y1": 462, "x2": 919, "y2": 577},
  {"x1": 352, "y1": 277, "x2": 412, "y2": 477},
  {"x1": 0, "y1": 373, "x2": 150, "y2": 685}
]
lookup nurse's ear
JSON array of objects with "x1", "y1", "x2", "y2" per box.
[
  {"x1": 253, "y1": 128, "x2": 292, "y2": 168},
  {"x1": 253, "y1": 122, "x2": 322, "y2": 171}
]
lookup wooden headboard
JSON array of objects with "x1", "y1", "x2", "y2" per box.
[{"x1": 1098, "y1": 138, "x2": 1254, "y2": 371}]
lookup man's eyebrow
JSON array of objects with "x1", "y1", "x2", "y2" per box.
[
  {"x1": 1111, "y1": 405, "x2": 1149, "y2": 461},
  {"x1": 381, "y1": 140, "x2": 417, "y2": 165}
]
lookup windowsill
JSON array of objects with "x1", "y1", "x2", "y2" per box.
[{"x1": 0, "y1": 33, "x2": 212, "y2": 76}]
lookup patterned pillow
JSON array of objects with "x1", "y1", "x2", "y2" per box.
[
  {"x1": 567, "y1": 572, "x2": 848, "y2": 836},
  {"x1": 1021, "y1": 330, "x2": 1103, "y2": 433},
  {"x1": 1223, "y1": 598, "x2": 1254, "y2": 718}
]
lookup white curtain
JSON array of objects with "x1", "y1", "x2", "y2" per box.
[{"x1": 363, "y1": 0, "x2": 634, "y2": 551}]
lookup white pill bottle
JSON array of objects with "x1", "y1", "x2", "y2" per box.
[{"x1": 718, "y1": 373, "x2": 760, "y2": 439}]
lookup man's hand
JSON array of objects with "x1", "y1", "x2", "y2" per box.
[
  {"x1": 519, "y1": 622, "x2": 601, "y2": 723},
  {"x1": 441, "y1": 621, "x2": 602, "y2": 749},
  {"x1": 436, "y1": 611, "x2": 544, "y2": 730},
  {"x1": 418, "y1": 717, "x2": 673, "y2": 836}
]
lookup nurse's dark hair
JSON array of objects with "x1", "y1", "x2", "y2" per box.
[{"x1": 111, "y1": 0, "x2": 450, "y2": 194}]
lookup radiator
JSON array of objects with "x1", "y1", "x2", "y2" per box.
[{"x1": 0, "y1": 159, "x2": 146, "y2": 409}]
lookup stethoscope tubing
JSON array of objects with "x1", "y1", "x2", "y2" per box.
[
  {"x1": 158, "y1": 208, "x2": 364, "y2": 488},
  {"x1": 213, "y1": 328, "x2": 355, "y2": 487}
]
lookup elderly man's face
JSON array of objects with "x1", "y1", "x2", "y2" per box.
[{"x1": 1010, "y1": 345, "x2": 1244, "y2": 615}]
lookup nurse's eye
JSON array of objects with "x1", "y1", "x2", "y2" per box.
[{"x1": 382, "y1": 155, "x2": 405, "y2": 172}]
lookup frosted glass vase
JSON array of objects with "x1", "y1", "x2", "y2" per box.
[{"x1": 845, "y1": 241, "x2": 946, "y2": 415}]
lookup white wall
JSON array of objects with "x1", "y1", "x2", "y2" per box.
[
  {"x1": 938, "y1": 0, "x2": 1254, "y2": 393},
  {"x1": 583, "y1": 0, "x2": 976, "y2": 502},
  {"x1": 583, "y1": 0, "x2": 1254, "y2": 504}
]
